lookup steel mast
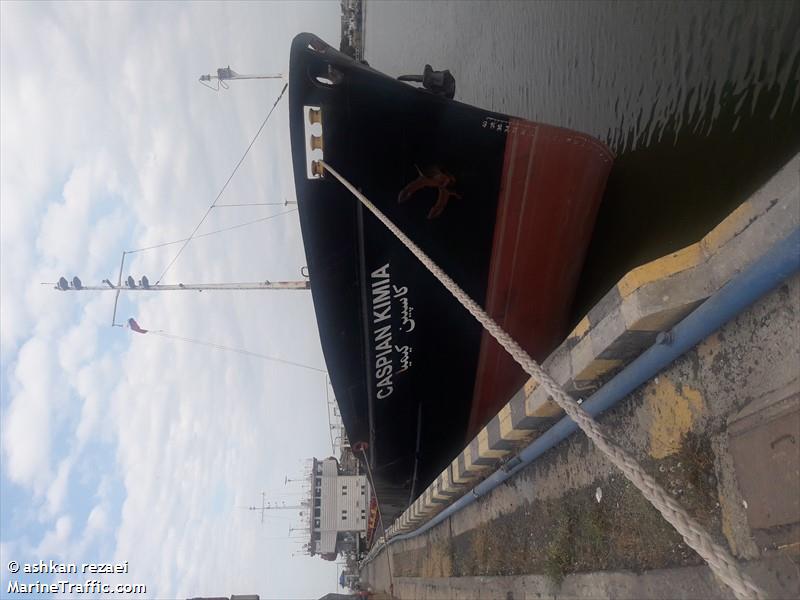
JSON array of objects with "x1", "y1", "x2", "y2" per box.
[
  {"x1": 199, "y1": 65, "x2": 283, "y2": 89},
  {"x1": 49, "y1": 277, "x2": 310, "y2": 292},
  {"x1": 48, "y1": 272, "x2": 310, "y2": 328}
]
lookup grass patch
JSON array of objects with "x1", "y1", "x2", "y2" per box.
[{"x1": 544, "y1": 511, "x2": 574, "y2": 583}]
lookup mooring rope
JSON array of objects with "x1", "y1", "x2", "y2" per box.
[{"x1": 319, "y1": 160, "x2": 766, "y2": 600}]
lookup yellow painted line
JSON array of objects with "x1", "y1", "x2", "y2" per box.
[
  {"x1": 646, "y1": 378, "x2": 705, "y2": 459},
  {"x1": 702, "y1": 200, "x2": 757, "y2": 255},
  {"x1": 440, "y1": 470, "x2": 450, "y2": 491},
  {"x1": 570, "y1": 315, "x2": 591, "y2": 340},
  {"x1": 478, "y1": 428, "x2": 509, "y2": 459},
  {"x1": 626, "y1": 305, "x2": 694, "y2": 332},
  {"x1": 573, "y1": 358, "x2": 624, "y2": 382},
  {"x1": 439, "y1": 469, "x2": 455, "y2": 493},
  {"x1": 498, "y1": 404, "x2": 532, "y2": 441},
  {"x1": 524, "y1": 387, "x2": 562, "y2": 418},
  {"x1": 433, "y1": 476, "x2": 457, "y2": 500},
  {"x1": 431, "y1": 480, "x2": 448, "y2": 501},
  {"x1": 451, "y1": 457, "x2": 471, "y2": 485},
  {"x1": 617, "y1": 243, "x2": 704, "y2": 298},
  {"x1": 525, "y1": 389, "x2": 551, "y2": 416},
  {"x1": 422, "y1": 500, "x2": 438, "y2": 514},
  {"x1": 441, "y1": 467, "x2": 458, "y2": 493},
  {"x1": 463, "y1": 447, "x2": 492, "y2": 475}
]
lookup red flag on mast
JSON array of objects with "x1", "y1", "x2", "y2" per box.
[{"x1": 128, "y1": 318, "x2": 148, "y2": 334}]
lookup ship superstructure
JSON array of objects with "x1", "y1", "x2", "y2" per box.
[{"x1": 307, "y1": 457, "x2": 372, "y2": 561}]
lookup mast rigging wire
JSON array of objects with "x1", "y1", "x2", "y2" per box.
[
  {"x1": 109, "y1": 209, "x2": 296, "y2": 327},
  {"x1": 213, "y1": 202, "x2": 296, "y2": 208},
  {"x1": 125, "y1": 209, "x2": 297, "y2": 254},
  {"x1": 153, "y1": 82, "x2": 288, "y2": 285},
  {"x1": 147, "y1": 330, "x2": 326, "y2": 374}
]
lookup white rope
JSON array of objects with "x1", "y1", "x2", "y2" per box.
[{"x1": 319, "y1": 160, "x2": 766, "y2": 600}]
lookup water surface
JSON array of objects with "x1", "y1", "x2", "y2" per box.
[{"x1": 364, "y1": 1, "x2": 800, "y2": 315}]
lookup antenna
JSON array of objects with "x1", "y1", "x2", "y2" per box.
[
  {"x1": 199, "y1": 65, "x2": 284, "y2": 90},
  {"x1": 249, "y1": 492, "x2": 269, "y2": 524},
  {"x1": 248, "y1": 492, "x2": 305, "y2": 523}
]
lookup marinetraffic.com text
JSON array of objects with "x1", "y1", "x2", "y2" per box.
[{"x1": 6, "y1": 560, "x2": 147, "y2": 595}]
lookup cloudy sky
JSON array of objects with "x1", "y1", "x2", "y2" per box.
[{"x1": 1, "y1": 2, "x2": 345, "y2": 598}]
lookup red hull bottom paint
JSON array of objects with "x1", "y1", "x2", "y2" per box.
[{"x1": 468, "y1": 118, "x2": 614, "y2": 437}]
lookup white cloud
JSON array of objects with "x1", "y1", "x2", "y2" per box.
[
  {"x1": 37, "y1": 155, "x2": 127, "y2": 277},
  {"x1": 35, "y1": 516, "x2": 73, "y2": 559},
  {"x1": 2, "y1": 338, "x2": 60, "y2": 493},
  {"x1": 0, "y1": 541, "x2": 15, "y2": 587},
  {"x1": 74, "y1": 356, "x2": 118, "y2": 447},
  {"x1": 73, "y1": 503, "x2": 111, "y2": 558},
  {"x1": 45, "y1": 459, "x2": 74, "y2": 519}
]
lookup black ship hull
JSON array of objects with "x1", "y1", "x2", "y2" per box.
[{"x1": 289, "y1": 33, "x2": 613, "y2": 522}]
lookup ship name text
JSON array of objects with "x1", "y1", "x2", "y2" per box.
[
  {"x1": 370, "y1": 263, "x2": 416, "y2": 399},
  {"x1": 371, "y1": 263, "x2": 395, "y2": 399}
]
